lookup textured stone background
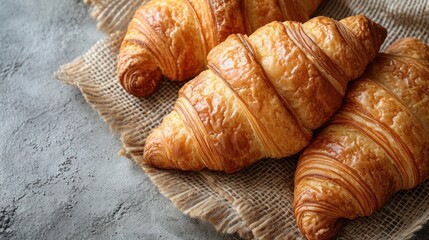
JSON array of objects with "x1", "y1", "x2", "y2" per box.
[{"x1": 0, "y1": 0, "x2": 427, "y2": 239}]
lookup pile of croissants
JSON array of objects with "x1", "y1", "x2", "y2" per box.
[{"x1": 116, "y1": 0, "x2": 429, "y2": 239}]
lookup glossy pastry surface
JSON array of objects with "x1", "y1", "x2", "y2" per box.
[
  {"x1": 294, "y1": 38, "x2": 429, "y2": 240},
  {"x1": 117, "y1": 0, "x2": 323, "y2": 97},
  {"x1": 142, "y1": 15, "x2": 387, "y2": 173}
]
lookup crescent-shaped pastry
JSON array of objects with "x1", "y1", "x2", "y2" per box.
[
  {"x1": 117, "y1": 0, "x2": 323, "y2": 97},
  {"x1": 141, "y1": 15, "x2": 387, "y2": 173},
  {"x1": 294, "y1": 38, "x2": 429, "y2": 240}
]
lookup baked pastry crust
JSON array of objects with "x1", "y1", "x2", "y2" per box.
[
  {"x1": 117, "y1": 0, "x2": 322, "y2": 97},
  {"x1": 142, "y1": 15, "x2": 387, "y2": 173},
  {"x1": 294, "y1": 38, "x2": 429, "y2": 240}
]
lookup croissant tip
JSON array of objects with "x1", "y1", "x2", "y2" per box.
[
  {"x1": 373, "y1": 22, "x2": 388, "y2": 49},
  {"x1": 297, "y1": 212, "x2": 343, "y2": 240},
  {"x1": 356, "y1": 14, "x2": 387, "y2": 50},
  {"x1": 143, "y1": 130, "x2": 172, "y2": 169},
  {"x1": 342, "y1": 15, "x2": 388, "y2": 49},
  {"x1": 118, "y1": 66, "x2": 162, "y2": 98}
]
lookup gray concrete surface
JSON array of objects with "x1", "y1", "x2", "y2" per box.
[
  {"x1": 0, "y1": 0, "x2": 427, "y2": 239},
  {"x1": 0, "y1": 1, "x2": 236, "y2": 239}
]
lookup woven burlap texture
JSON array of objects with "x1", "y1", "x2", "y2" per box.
[{"x1": 56, "y1": 0, "x2": 429, "y2": 239}]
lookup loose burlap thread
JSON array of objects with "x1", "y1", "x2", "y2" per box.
[{"x1": 56, "y1": 0, "x2": 429, "y2": 239}]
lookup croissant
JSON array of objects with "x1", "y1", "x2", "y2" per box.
[
  {"x1": 117, "y1": 0, "x2": 323, "y2": 97},
  {"x1": 293, "y1": 38, "x2": 429, "y2": 240},
  {"x1": 140, "y1": 15, "x2": 387, "y2": 173}
]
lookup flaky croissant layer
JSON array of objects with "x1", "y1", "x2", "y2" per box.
[
  {"x1": 117, "y1": 0, "x2": 322, "y2": 97},
  {"x1": 141, "y1": 15, "x2": 387, "y2": 173},
  {"x1": 293, "y1": 38, "x2": 429, "y2": 240}
]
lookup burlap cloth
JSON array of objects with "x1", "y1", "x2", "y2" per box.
[{"x1": 56, "y1": 0, "x2": 429, "y2": 239}]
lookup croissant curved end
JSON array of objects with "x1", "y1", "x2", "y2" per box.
[
  {"x1": 142, "y1": 129, "x2": 170, "y2": 169},
  {"x1": 297, "y1": 212, "x2": 342, "y2": 240},
  {"x1": 340, "y1": 14, "x2": 387, "y2": 57},
  {"x1": 117, "y1": 57, "x2": 162, "y2": 98},
  {"x1": 371, "y1": 21, "x2": 387, "y2": 51}
]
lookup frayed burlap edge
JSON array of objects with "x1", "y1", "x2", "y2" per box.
[{"x1": 83, "y1": 0, "x2": 145, "y2": 34}]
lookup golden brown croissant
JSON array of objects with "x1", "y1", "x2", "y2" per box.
[
  {"x1": 117, "y1": 0, "x2": 323, "y2": 97},
  {"x1": 140, "y1": 15, "x2": 387, "y2": 173},
  {"x1": 293, "y1": 38, "x2": 429, "y2": 240}
]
